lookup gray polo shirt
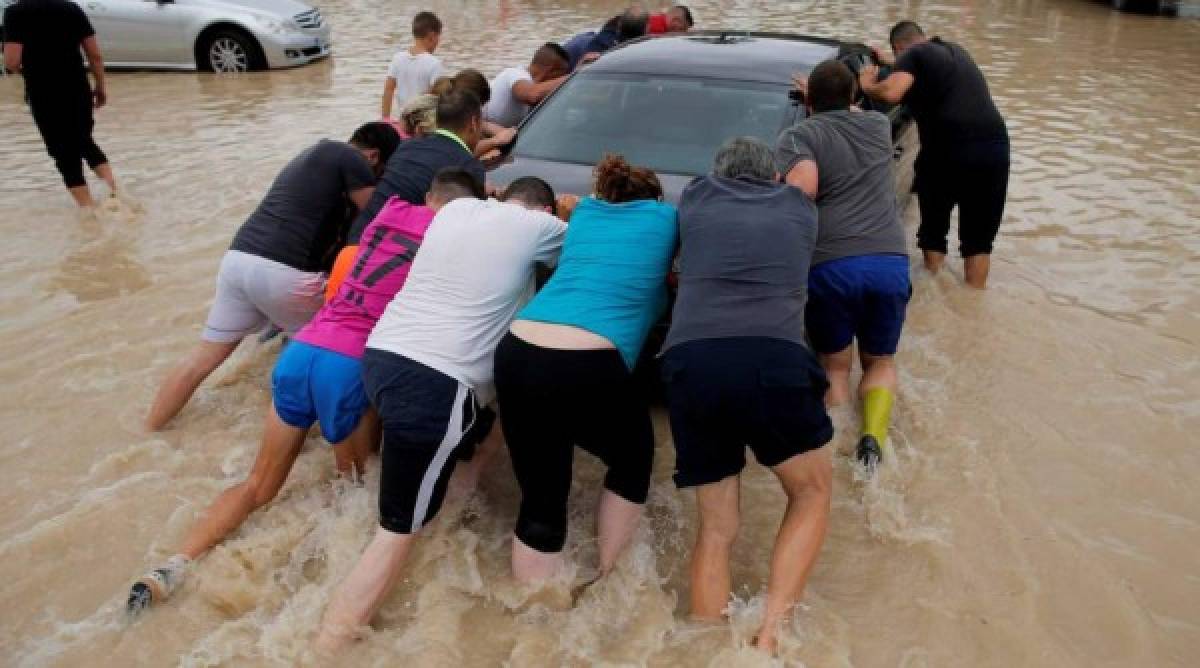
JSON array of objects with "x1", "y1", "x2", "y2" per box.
[
  {"x1": 775, "y1": 110, "x2": 906, "y2": 266},
  {"x1": 663, "y1": 176, "x2": 817, "y2": 351}
]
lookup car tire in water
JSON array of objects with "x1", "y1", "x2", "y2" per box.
[{"x1": 198, "y1": 29, "x2": 266, "y2": 73}]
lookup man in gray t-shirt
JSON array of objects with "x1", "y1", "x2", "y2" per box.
[{"x1": 775, "y1": 60, "x2": 911, "y2": 473}]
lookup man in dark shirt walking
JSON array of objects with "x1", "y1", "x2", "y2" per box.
[
  {"x1": 3, "y1": 0, "x2": 118, "y2": 208},
  {"x1": 859, "y1": 21, "x2": 1010, "y2": 288}
]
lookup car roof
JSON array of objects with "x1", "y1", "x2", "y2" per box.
[{"x1": 584, "y1": 31, "x2": 847, "y2": 86}]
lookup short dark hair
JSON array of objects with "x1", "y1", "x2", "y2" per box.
[
  {"x1": 617, "y1": 9, "x2": 649, "y2": 42},
  {"x1": 671, "y1": 5, "x2": 694, "y2": 27},
  {"x1": 453, "y1": 69, "x2": 491, "y2": 106},
  {"x1": 807, "y1": 60, "x2": 856, "y2": 113},
  {"x1": 429, "y1": 167, "x2": 485, "y2": 201},
  {"x1": 501, "y1": 177, "x2": 556, "y2": 210},
  {"x1": 889, "y1": 20, "x2": 924, "y2": 48},
  {"x1": 349, "y1": 121, "x2": 402, "y2": 163},
  {"x1": 412, "y1": 11, "x2": 442, "y2": 38},
  {"x1": 532, "y1": 42, "x2": 570, "y2": 70},
  {"x1": 435, "y1": 89, "x2": 482, "y2": 135}
]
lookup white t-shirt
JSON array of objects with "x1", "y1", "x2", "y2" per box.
[
  {"x1": 387, "y1": 51, "x2": 444, "y2": 113},
  {"x1": 483, "y1": 66, "x2": 535, "y2": 128},
  {"x1": 366, "y1": 198, "x2": 568, "y2": 404}
]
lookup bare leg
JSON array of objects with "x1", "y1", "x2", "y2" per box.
[
  {"x1": 511, "y1": 534, "x2": 565, "y2": 583},
  {"x1": 145, "y1": 339, "x2": 241, "y2": 431},
  {"x1": 68, "y1": 184, "x2": 95, "y2": 208},
  {"x1": 596, "y1": 490, "x2": 642, "y2": 574},
  {"x1": 922, "y1": 250, "x2": 945, "y2": 274},
  {"x1": 315, "y1": 527, "x2": 416, "y2": 653},
  {"x1": 964, "y1": 254, "x2": 990, "y2": 289},
  {"x1": 858, "y1": 352, "x2": 897, "y2": 397},
  {"x1": 755, "y1": 446, "x2": 832, "y2": 653},
  {"x1": 93, "y1": 162, "x2": 117, "y2": 194},
  {"x1": 332, "y1": 409, "x2": 378, "y2": 480},
  {"x1": 178, "y1": 406, "x2": 308, "y2": 558},
  {"x1": 819, "y1": 346, "x2": 854, "y2": 407},
  {"x1": 690, "y1": 475, "x2": 740, "y2": 620},
  {"x1": 445, "y1": 416, "x2": 504, "y2": 503}
]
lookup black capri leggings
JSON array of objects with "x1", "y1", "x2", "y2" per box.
[
  {"x1": 29, "y1": 88, "x2": 108, "y2": 189},
  {"x1": 494, "y1": 332, "x2": 655, "y2": 554}
]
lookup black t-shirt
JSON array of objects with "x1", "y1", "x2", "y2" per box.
[
  {"x1": 895, "y1": 38, "x2": 1008, "y2": 153},
  {"x1": 230, "y1": 140, "x2": 375, "y2": 272},
  {"x1": 348, "y1": 132, "x2": 485, "y2": 243},
  {"x1": 3, "y1": 0, "x2": 94, "y2": 96}
]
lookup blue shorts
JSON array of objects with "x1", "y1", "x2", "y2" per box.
[
  {"x1": 271, "y1": 340, "x2": 369, "y2": 444},
  {"x1": 806, "y1": 254, "x2": 910, "y2": 356}
]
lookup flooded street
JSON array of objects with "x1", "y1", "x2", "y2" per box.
[{"x1": 1, "y1": 0, "x2": 1198, "y2": 665}]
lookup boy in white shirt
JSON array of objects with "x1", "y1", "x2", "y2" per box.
[
  {"x1": 381, "y1": 11, "x2": 445, "y2": 120},
  {"x1": 483, "y1": 43, "x2": 571, "y2": 128}
]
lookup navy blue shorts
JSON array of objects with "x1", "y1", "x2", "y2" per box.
[
  {"x1": 806, "y1": 254, "x2": 910, "y2": 356},
  {"x1": 271, "y1": 341, "x2": 369, "y2": 444},
  {"x1": 661, "y1": 337, "x2": 833, "y2": 488},
  {"x1": 362, "y1": 348, "x2": 495, "y2": 535}
]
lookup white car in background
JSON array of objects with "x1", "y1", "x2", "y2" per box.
[{"x1": 1, "y1": 0, "x2": 331, "y2": 72}]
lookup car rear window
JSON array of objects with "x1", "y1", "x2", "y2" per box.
[{"x1": 512, "y1": 73, "x2": 797, "y2": 177}]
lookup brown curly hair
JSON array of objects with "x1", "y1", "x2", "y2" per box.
[{"x1": 594, "y1": 154, "x2": 663, "y2": 204}]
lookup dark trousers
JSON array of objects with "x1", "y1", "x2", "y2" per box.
[{"x1": 29, "y1": 86, "x2": 108, "y2": 188}]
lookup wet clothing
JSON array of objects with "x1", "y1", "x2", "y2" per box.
[
  {"x1": 663, "y1": 176, "x2": 818, "y2": 350},
  {"x1": 349, "y1": 132, "x2": 485, "y2": 242},
  {"x1": 662, "y1": 337, "x2": 832, "y2": 488},
  {"x1": 4, "y1": 0, "x2": 107, "y2": 188},
  {"x1": 365, "y1": 348, "x2": 495, "y2": 534},
  {"x1": 201, "y1": 251, "x2": 325, "y2": 343},
  {"x1": 230, "y1": 140, "x2": 375, "y2": 273},
  {"x1": 365, "y1": 198, "x2": 567, "y2": 405},
  {"x1": 272, "y1": 341, "x2": 369, "y2": 444},
  {"x1": 805, "y1": 254, "x2": 911, "y2": 356},
  {"x1": 894, "y1": 38, "x2": 1010, "y2": 257},
  {"x1": 483, "y1": 66, "x2": 534, "y2": 128},
  {"x1": 295, "y1": 199, "x2": 433, "y2": 358},
  {"x1": 914, "y1": 142, "x2": 1010, "y2": 256},
  {"x1": 518, "y1": 197, "x2": 678, "y2": 369},
  {"x1": 495, "y1": 333, "x2": 654, "y2": 553},
  {"x1": 775, "y1": 110, "x2": 906, "y2": 266}
]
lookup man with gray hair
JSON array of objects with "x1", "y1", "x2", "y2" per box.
[{"x1": 660, "y1": 137, "x2": 833, "y2": 654}]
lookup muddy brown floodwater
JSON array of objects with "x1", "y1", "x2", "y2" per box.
[{"x1": 1, "y1": 0, "x2": 1198, "y2": 665}]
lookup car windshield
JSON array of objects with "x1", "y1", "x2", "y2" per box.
[{"x1": 513, "y1": 72, "x2": 795, "y2": 176}]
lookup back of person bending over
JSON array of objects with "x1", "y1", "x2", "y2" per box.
[
  {"x1": 315, "y1": 177, "x2": 571, "y2": 652},
  {"x1": 3, "y1": 0, "x2": 118, "y2": 208},
  {"x1": 483, "y1": 42, "x2": 571, "y2": 129},
  {"x1": 126, "y1": 169, "x2": 483, "y2": 615},
  {"x1": 144, "y1": 122, "x2": 400, "y2": 431},
  {"x1": 858, "y1": 20, "x2": 1009, "y2": 288},
  {"x1": 661, "y1": 137, "x2": 833, "y2": 654},
  {"x1": 776, "y1": 60, "x2": 910, "y2": 471},
  {"x1": 495, "y1": 155, "x2": 677, "y2": 584}
]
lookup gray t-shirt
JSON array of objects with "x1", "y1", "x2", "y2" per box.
[
  {"x1": 230, "y1": 139, "x2": 375, "y2": 272},
  {"x1": 775, "y1": 110, "x2": 906, "y2": 266},
  {"x1": 663, "y1": 176, "x2": 817, "y2": 352}
]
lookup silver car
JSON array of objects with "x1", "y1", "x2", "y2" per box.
[{"x1": 1, "y1": 0, "x2": 331, "y2": 72}]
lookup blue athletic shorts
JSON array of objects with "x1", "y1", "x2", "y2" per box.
[
  {"x1": 806, "y1": 254, "x2": 910, "y2": 356},
  {"x1": 271, "y1": 340, "x2": 369, "y2": 444}
]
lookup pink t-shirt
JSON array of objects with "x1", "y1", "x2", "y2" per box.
[{"x1": 295, "y1": 198, "x2": 434, "y2": 358}]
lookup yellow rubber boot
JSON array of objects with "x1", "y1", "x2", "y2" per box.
[{"x1": 857, "y1": 388, "x2": 895, "y2": 473}]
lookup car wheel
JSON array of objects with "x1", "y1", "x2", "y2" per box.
[{"x1": 200, "y1": 30, "x2": 265, "y2": 73}]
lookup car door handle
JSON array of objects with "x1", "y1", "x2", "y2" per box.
[{"x1": 87, "y1": 2, "x2": 100, "y2": 8}]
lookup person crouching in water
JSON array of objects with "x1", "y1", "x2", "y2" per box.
[
  {"x1": 143, "y1": 122, "x2": 400, "y2": 431},
  {"x1": 494, "y1": 155, "x2": 677, "y2": 583},
  {"x1": 660, "y1": 137, "x2": 833, "y2": 654},
  {"x1": 126, "y1": 168, "x2": 485, "y2": 614}
]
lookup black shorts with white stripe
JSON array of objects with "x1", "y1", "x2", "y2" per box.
[{"x1": 362, "y1": 348, "x2": 496, "y2": 534}]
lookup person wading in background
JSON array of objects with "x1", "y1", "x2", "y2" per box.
[
  {"x1": 3, "y1": 0, "x2": 118, "y2": 208},
  {"x1": 859, "y1": 20, "x2": 1010, "y2": 288}
]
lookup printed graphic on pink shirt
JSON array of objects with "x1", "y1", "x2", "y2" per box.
[{"x1": 295, "y1": 199, "x2": 435, "y2": 358}]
